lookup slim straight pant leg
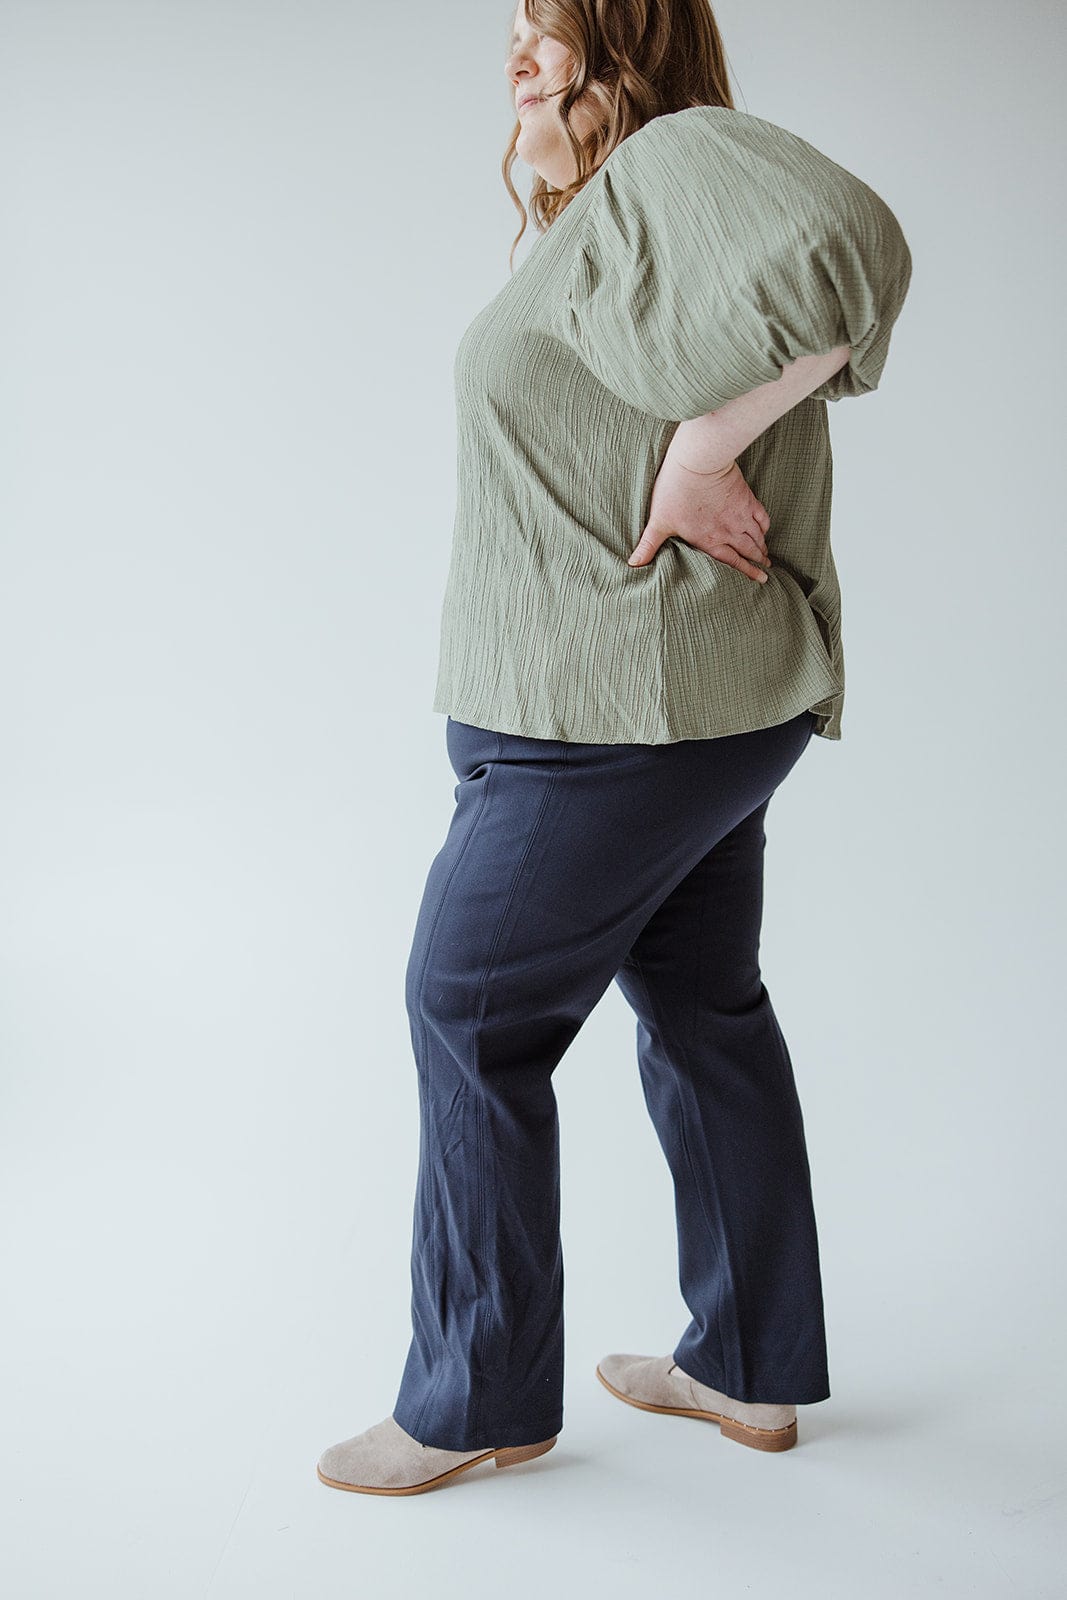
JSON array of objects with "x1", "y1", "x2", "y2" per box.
[
  {"x1": 392, "y1": 708, "x2": 824, "y2": 1450},
  {"x1": 613, "y1": 795, "x2": 830, "y2": 1406}
]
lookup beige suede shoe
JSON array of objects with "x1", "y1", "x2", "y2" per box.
[
  {"x1": 316, "y1": 1415, "x2": 558, "y2": 1495},
  {"x1": 596, "y1": 1353, "x2": 798, "y2": 1452}
]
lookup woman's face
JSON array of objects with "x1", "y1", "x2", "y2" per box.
[{"x1": 505, "y1": 3, "x2": 600, "y2": 186}]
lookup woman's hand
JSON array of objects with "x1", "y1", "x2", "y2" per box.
[{"x1": 627, "y1": 454, "x2": 772, "y2": 582}]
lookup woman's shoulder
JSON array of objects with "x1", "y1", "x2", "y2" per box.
[
  {"x1": 594, "y1": 103, "x2": 902, "y2": 254},
  {"x1": 602, "y1": 104, "x2": 809, "y2": 174}
]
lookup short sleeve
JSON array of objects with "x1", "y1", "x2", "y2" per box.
[{"x1": 562, "y1": 106, "x2": 913, "y2": 421}]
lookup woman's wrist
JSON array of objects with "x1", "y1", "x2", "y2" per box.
[
  {"x1": 663, "y1": 434, "x2": 737, "y2": 480},
  {"x1": 665, "y1": 344, "x2": 852, "y2": 472},
  {"x1": 665, "y1": 414, "x2": 740, "y2": 477}
]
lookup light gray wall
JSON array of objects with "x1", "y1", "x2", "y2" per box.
[{"x1": 1, "y1": 2, "x2": 1063, "y2": 1595}]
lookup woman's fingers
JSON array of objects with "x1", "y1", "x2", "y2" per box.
[
  {"x1": 748, "y1": 509, "x2": 771, "y2": 555},
  {"x1": 634, "y1": 454, "x2": 773, "y2": 579},
  {"x1": 712, "y1": 546, "x2": 770, "y2": 583},
  {"x1": 729, "y1": 525, "x2": 772, "y2": 571}
]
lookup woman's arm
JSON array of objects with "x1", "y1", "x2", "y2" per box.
[
  {"x1": 627, "y1": 344, "x2": 852, "y2": 577},
  {"x1": 665, "y1": 345, "x2": 852, "y2": 475}
]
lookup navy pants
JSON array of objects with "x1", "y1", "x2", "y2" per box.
[{"x1": 392, "y1": 708, "x2": 830, "y2": 1450}]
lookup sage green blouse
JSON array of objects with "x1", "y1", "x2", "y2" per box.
[{"x1": 432, "y1": 104, "x2": 912, "y2": 743}]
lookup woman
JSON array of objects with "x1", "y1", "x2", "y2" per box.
[{"x1": 317, "y1": 0, "x2": 911, "y2": 1495}]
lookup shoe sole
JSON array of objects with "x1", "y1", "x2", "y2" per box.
[
  {"x1": 595, "y1": 1364, "x2": 797, "y2": 1452},
  {"x1": 315, "y1": 1434, "x2": 557, "y2": 1495}
]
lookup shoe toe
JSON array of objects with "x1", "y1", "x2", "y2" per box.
[
  {"x1": 317, "y1": 1415, "x2": 493, "y2": 1492},
  {"x1": 598, "y1": 1350, "x2": 652, "y2": 1383},
  {"x1": 317, "y1": 1416, "x2": 396, "y2": 1487},
  {"x1": 598, "y1": 1351, "x2": 679, "y2": 1406}
]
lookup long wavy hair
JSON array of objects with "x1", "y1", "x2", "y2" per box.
[{"x1": 503, "y1": 0, "x2": 736, "y2": 268}]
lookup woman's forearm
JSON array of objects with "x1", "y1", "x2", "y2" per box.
[{"x1": 665, "y1": 345, "x2": 852, "y2": 474}]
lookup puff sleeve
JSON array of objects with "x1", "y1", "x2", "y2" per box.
[{"x1": 562, "y1": 106, "x2": 913, "y2": 421}]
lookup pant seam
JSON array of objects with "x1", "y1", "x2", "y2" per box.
[
  {"x1": 625, "y1": 944, "x2": 731, "y2": 1388},
  {"x1": 406, "y1": 739, "x2": 499, "y2": 1442},
  {"x1": 471, "y1": 733, "x2": 568, "y2": 1442}
]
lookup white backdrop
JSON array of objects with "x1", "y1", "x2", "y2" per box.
[{"x1": 2, "y1": 2, "x2": 1064, "y2": 1595}]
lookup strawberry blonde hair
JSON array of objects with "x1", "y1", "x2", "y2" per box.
[{"x1": 503, "y1": 0, "x2": 736, "y2": 265}]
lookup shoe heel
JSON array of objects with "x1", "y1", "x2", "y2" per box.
[
  {"x1": 719, "y1": 1416, "x2": 797, "y2": 1452},
  {"x1": 493, "y1": 1436, "x2": 557, "y2": 1469}
]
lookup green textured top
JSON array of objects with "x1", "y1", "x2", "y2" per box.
[{"x1": 432, "y1": 104, "x2": 912, "y2": 743}]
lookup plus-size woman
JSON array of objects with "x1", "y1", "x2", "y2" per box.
[{"x1": 317, "y1": 0, "x2": 911, "y2": 1495}]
